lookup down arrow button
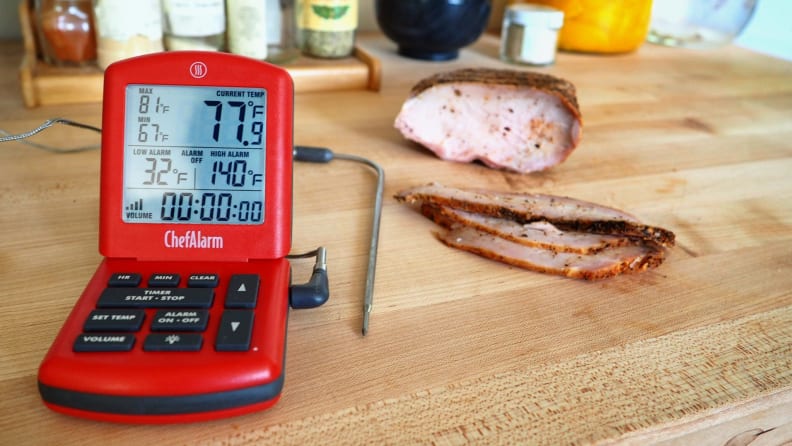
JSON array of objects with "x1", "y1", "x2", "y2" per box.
[{"x1": 215, "y1": 310, "x2": 254, "y2": 351}]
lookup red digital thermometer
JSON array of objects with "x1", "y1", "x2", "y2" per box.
[{"x1": 38, "y1": 51, "x2": 297, "y2": 423}]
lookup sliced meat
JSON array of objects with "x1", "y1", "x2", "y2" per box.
[
  {"x1": 397, "y1": 183, "x2": 676, "y2": 280},
  {"x1": 421, "y1": 204, "x2": 633, "y2": 254},
  {"x1": 394, "y1": 68, "x2": 582, "y2": 173},
  {"x1": 396, "y1": 183, "x2": 675, "y2": 247},
  {"x1": 436, "y1": 225, "x2": 666, "y2": 280}
]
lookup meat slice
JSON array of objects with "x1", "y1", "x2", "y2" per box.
[
  {"x1": 394, "y1": 68, "x2": 582, "y2": 173},
  {"x1": 396, "y1": 183, "x2": 675, "y2": 247},
  {"x1": 397, "y1": 183, "x2": 676, "y2": 280},
  {"x1": 436, "y1": 226, "x2": 666, "y2": 280},
  {"x1": 421, "y1": 204, "x2": 633, "y2": 254}
]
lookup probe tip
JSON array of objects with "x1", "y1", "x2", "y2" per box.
[{"x1": 362, "y1": 305, "x2": 371, "y2": 336}]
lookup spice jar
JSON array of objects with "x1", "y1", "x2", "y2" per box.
[
  {"x1": 92, "y1": 0, "x2": 164, "y2": 69},
  {"x1": 227, "y1": 0, "x2": 299, "y2": 63},
  {"x1": 34, "y1": 0, "x2": 97, "y2": 66},
  {"x1": 500, "y1": 4, "x2": 563, "y2": 66},
  {"x1": 298, "y1": 0, "x2": 358, "y2": 58},
  {"x1": 226, "y1": 0, "x2": 269, "y2": 59},
  {"x1": 162, "y1": 0, "x2": 226, "y2": 51},
  {"x1": 266, "y1": 0, "x2": 300, "y2": 63},
  {"x1": 518, "y1": 0, "x2": 653, "y2": 54}
]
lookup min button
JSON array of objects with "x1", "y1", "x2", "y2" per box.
[{"x1": 148, "y1": 273, "x2": 180, "y2": 287}]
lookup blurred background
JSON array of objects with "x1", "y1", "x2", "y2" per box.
[{"x1": 0, "y1": 0, "x2": 789, "y2": 61}]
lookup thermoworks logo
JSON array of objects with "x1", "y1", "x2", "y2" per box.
[
  {"x1": 189, "y1": 61, "x2": 207, "y2": 79},
  {"x1": 164, "y1": 230, "x2": 224, "y2": 249}
]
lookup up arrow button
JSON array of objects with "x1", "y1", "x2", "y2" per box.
[{"x1": 225, "y1": 274, "x2": 259, "y2": 309}]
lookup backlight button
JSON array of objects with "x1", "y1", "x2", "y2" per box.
[{"x1": 144, "y1": 333, "x2": 203, "y2": 352}]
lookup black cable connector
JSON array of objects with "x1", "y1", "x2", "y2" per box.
[
  {"x1": 289, "y1": 247, "x2": 330, "y2": 309},
  {"x1": 293, "y1": 145, "x2": 334, "y2": 163}
]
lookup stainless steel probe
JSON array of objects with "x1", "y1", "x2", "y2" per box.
[{"x1": 294, "y1": 146, "x2": 384, "y2": 336}]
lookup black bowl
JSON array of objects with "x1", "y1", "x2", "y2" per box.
[{"x1": 375, "y1": 0, "x2": 492, "y2": 61}]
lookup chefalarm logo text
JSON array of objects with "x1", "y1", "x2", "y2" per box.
[{"x1": 164, "y1": 230, "x2": 224, "y2": 249}]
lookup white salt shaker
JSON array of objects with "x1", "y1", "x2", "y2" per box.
[{"x1": 500, "y1": 4, "x2": 564, "y2": 66}]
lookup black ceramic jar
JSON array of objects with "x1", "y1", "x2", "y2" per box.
[{"x1": 375, "y1": 0, "x2": 492, "y2": 61}]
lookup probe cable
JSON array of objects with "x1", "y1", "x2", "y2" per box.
[
  {"x1": 0, "y1": 121, "x2": 383, "y2": 336},
  {"x1": 293, "y1": 146, "x2": 384, "y2": 336},
  {"x1": 0, "y1": 118, "x2": 101, "y2": 152}
]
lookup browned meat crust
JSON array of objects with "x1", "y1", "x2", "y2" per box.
[
  {"x1": 435, "y1": 227, "x2": 667, "y2": 281},
  {"x1": 396, "y1": 183, "x2": 676, "y2": 248},
  {"x1": 420, "y1": 203, "x2": 637, "y2": 254},
  {"x1": 407, "y1": 68, "x2": 581, "y2": 122},
  {"x1": 397, "y1": 183, "x2": 676, "y2": 280}
]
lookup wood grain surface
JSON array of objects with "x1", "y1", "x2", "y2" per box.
[{"x1": 1, "y1": 33, "x2": 791, "y2": 445}]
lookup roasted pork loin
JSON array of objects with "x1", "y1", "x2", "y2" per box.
[
  {"x1": 420, "y1": 204, "x2": 634, "y2": 254},
  {"x1": 396, "y1": 183, "x2": 675, "y2": 248},
  {"x1": 396, "y1": 183, "x2": 675, "y2": 280},
  {"x1": 437, "y1": 226, "x2": 666, "y2": 281},
  {"x1": 394, "y1": 68, "x2": 582, "y2": 173}
]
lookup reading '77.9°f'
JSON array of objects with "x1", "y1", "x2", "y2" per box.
[{"x1": 132, "y1": 86, "x2": 267, "y2": 149}]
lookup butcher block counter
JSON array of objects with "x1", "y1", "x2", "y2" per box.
[{"x1": 1, "y1": 34, "x2": 791, "y2": 445}]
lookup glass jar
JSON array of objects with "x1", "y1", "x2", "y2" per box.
[
  {"x1": 298, "y1": 0, "x2": 358, "y2": 58},
  {"x1": 162, "y1": 0, "x2": 226, "y2": 51},
  {"x1": 227, "y1": 0, "x2": 299, "y2": 63},
  {"x1": 266, "y1": 0, "x2": 300, "y2": 63},
  {"x1": 515, "y1": 0, "x2": 653, "y2": 53},
  {"x1": 500, "y1": 4, "x2": 564, "y2": 66},
  {"x1": 35, "y1": 0, "x2": 97, "y2": 66},
  {"x1": 227, "y1": 0, "x2": 269, "y2": 59},
  {"x1": 92, "y1": 0, "x2": 164, "y2": 69},
  {"x1": 647, "y1": 0, "x2": 757, "y2": 49}
]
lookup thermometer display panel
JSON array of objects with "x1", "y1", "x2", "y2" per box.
[
  {"x1": 123, "y1": 85, "x2": 267, "y2": 225},
  {"x1": 96, "y1": 51, "x2": 294, "y2": 262}
]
